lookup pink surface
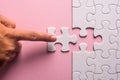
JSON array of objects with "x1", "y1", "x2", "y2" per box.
[
  {"x1": 0, "y1": 0, "x2": 101, "y2": 80},
  {"x1": 0, "y1": 0, "x2": 72, "y2": 80}
]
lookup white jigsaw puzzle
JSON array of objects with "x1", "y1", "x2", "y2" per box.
[
  {"x1": 72, "y1": 0, "x2": 120, "y2": 80},
  {"x1": 47, "y1": 27, "x2": 77, "y2": 52},
  {"x1": 47, "y1": 0, "x2": 120, "y2": 80}
]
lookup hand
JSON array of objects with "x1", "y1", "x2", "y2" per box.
[{"x1": 0, "y1": 15, "x2": 56, "y2": 68}]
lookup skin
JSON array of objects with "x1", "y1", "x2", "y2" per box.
[{"x1": 0, "y1": 15, "x2": 56, "y2": 69}]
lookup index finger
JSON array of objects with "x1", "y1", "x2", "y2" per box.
[{"x1": 8, "y1": 29, "x2": 57, "y2": 42}]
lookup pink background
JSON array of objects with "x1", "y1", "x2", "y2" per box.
[
  {"x1": 0, "y1": 0, "x2": 101, "y2": 80},
  {"x1": 0, "y1": 0, "x2": 72, "y2": 80}
]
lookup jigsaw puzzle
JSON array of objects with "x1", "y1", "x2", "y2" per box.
[
  {"x1": 72, "y1": 0, "x2": 120, "y2": 80},
  {"x1": 47, "y1": 0, "x2": 120, "y2": 79}
]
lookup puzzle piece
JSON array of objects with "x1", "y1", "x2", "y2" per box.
[
  {"x1": 87, "y1": 5, "x2": 120, "y2": 29},
  {"x1": 87, "y1": 0, "x2": 118, "y2": 13},
  {"x1": 94, "y1": 66, "x2": 118, "y2": 80},
  {"x1": 47, "y1": 27, "x2": 77, "y2": 52},
  {"x1": 93, "y1": 21, "x2": 118, "y2": 58},
  {"x1": 73, "y1": 0, "x2": 95, "y2": 37},
  {"x1": 87, "y1": 49, "x2": 120, "y2": 73},
  {"x1": 73, "y1": 43, "x2": 95, "y2": 79}
]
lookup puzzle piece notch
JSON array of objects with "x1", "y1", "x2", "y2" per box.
[
  {"x1": 47, "y1": 27, "x2": 77, "y2": 52},
  {"x1": 94, "y1": 65, "x2": 118, "y2": 80},
  {"x1": 87, "y1": 49, "x2": 120, "y2": 73},
  {"x1": 73, "y1": 43, "x2": 95, "y2": 80},
  {"x1": 73, "y1": 0, "x2": 95, "y2": 37}
]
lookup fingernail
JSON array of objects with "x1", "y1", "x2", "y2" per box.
[{"x1": 51, "y1": 36, "x2": 57, "y2": 42}]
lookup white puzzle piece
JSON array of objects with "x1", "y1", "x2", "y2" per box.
[{"x1": 47, "y1": 27, "x2": 77, "y2": 52}]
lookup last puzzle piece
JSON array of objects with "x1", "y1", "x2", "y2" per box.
[{"x1": 47, "y1": 27, "x2": 77, "y2": 52}]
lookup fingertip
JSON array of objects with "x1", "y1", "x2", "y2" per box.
[{"x1": 50, "y1": 35, "x2": 57, "y2": 42}]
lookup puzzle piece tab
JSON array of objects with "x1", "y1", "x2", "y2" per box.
[{"x1": 47, "y1": 27, "x2": 77, "y2": 52}]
